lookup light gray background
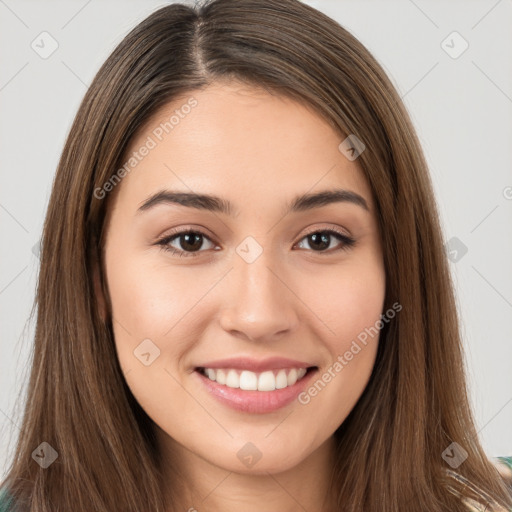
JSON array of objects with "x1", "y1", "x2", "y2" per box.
[{"x1": 1, "y1": 0, "x2": 511, "y2": 480}]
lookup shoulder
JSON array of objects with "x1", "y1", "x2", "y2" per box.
[{"x1": 446, "y1": 456, "x2": 512, "y2": 512}]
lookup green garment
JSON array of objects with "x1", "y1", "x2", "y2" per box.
[{"x1": 0, "y1": 488, "x2": 13, "y2": 512}]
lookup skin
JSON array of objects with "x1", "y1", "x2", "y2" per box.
[{"x1": 99, "y1": 81, "x2": 386, "y2": 512}]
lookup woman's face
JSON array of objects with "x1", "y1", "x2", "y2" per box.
[{"x1": 101, "y1": 81, "x2": 386, "y2": 476}]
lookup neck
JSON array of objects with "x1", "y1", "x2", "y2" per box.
[{"x1": 158, "y1": 431, "x2": 337, "y2": 512}]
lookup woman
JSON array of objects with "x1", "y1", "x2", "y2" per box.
[{"x1": 1, "y1": 0, "x2": 511, "y2": 510}]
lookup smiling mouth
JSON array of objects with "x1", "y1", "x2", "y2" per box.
[{"x1": 195, "y1": 366, "x2": 317, "y2": 392}]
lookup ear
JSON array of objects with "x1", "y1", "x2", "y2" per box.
[{"x1": 93, "y1": 259, "x2": 109, "y2": 323}]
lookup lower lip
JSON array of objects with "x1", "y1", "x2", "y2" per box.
[{"x1": 194, "y1": 368, "x2": 317, "y2": 414}]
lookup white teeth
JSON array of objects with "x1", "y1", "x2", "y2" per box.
[
  {"x1": 216, "y1": 369, "x2": 226, "y2": 385},
  {"x1": 201, "y1": 367, "x2": 310, "y2": 391},
  {"x1": 287, "y1": 368, "x2": 298, "y2": 386},
  {"x1": 275, "y1": 369, "x2": 288, "y2": 389},
  {"x1": 257, "y1": 371, "x2": 275, "y2": 391},
  {"x1": 226, "y1": 369, "x2": 240, "y2": 388},
  {"x1": 239, "y1": 370, "x2": 258, "y2": 390}
]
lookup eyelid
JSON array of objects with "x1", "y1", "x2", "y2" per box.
[
  {"x1": 300, "y1": 223, "x2": 351, "y2": 239},
  {"x1": 156, "y1": 223, "x2": 351, "y2": 243},
  {"x1": 156, "y1": 223, "x2": 217, "y2": 240}
]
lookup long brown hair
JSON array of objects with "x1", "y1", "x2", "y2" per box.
[{"x1": 1, "y1": 1, "x2": 511, "y2": 510}]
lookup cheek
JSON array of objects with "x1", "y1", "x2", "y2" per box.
[
  {"x1": 104, "y1": 251, "x2": 203, "y2": 421},
  {"x1": 104, "y1": 247, "x2": 224, "y2": 388},
  {"x1": 104, "y1": 249, "x2": 172, "y2": 373},
  {"x1": 106, "y1": 249, "x2": 210, "y2": 337},
  {"x1": 332, "y1": 272, "x2": 385, "y2": 354},
  {"x1": 293, "y1": 255, "x2": 385, "y2": 417},
  {"x1": 297, "y1": 254, "x2": 386, "y2": 349}
]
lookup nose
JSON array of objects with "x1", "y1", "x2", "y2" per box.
[{"x1": 218, "y1": 247, "x2": 299, "y2": 343}]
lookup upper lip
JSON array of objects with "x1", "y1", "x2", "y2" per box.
[{"x1": 195, "y1": 357, "x2": 316, "y2": 372}]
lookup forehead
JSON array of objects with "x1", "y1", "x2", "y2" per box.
[{"x1": 112, "y1": 81, "x2": 373, "y2": 214}]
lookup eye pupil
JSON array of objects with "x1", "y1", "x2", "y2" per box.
[
  {"x1": 181, "y1": 233, "x2": 203, "y2": 252},
  {"x1": 309, "y1": 232, "x2": 330, "y2": 251}
]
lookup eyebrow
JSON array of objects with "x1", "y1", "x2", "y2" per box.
[{"x1": 137, "y1": 188, "x2": 369, "y2": 216}]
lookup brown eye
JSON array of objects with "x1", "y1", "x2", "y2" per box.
[
  {"x1": 157, "y1": 230, "x2": 216, "y2": 257},
  {"x1": 295, "y1": 229, "x2": 355, "y2": 253}
]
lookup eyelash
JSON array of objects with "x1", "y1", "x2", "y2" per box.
[{"x1": 155, "y1": 226, "x2": 356, "y2": 258}]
